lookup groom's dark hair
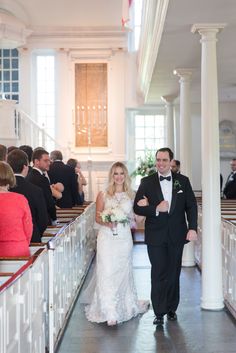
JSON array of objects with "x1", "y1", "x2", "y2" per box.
[{"x1": 155, "y1": 147, "x2": 174, "y2": 161}]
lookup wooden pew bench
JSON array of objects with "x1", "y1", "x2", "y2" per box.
[
  {"x1": 0, "y1": 258, "x2": 29, "y2": 273},
  {"x1": 0, "y1": 272, "x2": 14, "y2": 286}
]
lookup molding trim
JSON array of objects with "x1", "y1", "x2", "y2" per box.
[
  {"x1": 25, "y1": 26, "x2": 128, "y2": 50},
  {"x1": 137, "y1": 0, "x2": 169, "y2": 101}
]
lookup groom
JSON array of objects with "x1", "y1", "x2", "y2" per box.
[{"x1": 133, "y1": 147, "x2": 197, "y2": 326}]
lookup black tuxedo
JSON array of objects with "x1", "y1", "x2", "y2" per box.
[
  {"x1": 10, "y1": 176, "x2": 48, "y2": 242},
  {"x1": 48, "y1": 161, "x2": 79, "y2": 208},
  {"x1": 26, "y1": 169, "x2": 57, "y2": 224},
  {"x1": 223, "y1": 172, "x2": 236, "y2": 199},
  {"x1": 134, "y1": 172, "x2": 197, "y2": 315}
]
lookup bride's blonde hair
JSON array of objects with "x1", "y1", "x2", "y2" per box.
[{"x1": 106, "y1": 162, "x2": 134, "y2": 199}]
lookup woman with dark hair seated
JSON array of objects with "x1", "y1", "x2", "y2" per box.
[
  {"x1": 0, "y1": 162, "x2": 33, "y2": 257},
  {"x1": 67, "y1": 158, "x2": 87, "y2": 204}
]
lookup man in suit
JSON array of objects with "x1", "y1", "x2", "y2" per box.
[
  {"x1": 27, "y1": 149, "x2": 57, "y2": 225},
  {"x1": 134, "y1": 147, "x2": 197, "y2": 327},
  {"x1": 171, "y1": 159, "x2": 181, "y2": 174},
  {"x1": 48, "y1": 150, "x2": 79, "y2": 208},
  {"x1": 7, "y1": 149, "x2": 48, "y2": 242},
  {"x1": 223, "y1": 158, "x2": 236, "y2": 199},
  {"x1": 19, "y1": 145, "x2": 33, "y2": 175}
]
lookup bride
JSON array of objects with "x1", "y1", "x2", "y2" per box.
[{"x1": 83, "y1": 162, "x2": 149, "y2": 326}]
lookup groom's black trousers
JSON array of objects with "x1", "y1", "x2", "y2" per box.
[{"x1": 147, "y1": 240, "x2": 185, "y2": 315}]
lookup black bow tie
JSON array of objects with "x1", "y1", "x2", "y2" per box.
[{"x1": 160, "y1": 175, "x2": 171, "y2": 181}]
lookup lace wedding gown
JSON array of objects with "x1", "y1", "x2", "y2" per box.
[{"x1": 82, "y1": 192, "x2": 149, "y2": 324}]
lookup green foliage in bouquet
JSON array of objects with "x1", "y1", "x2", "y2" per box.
[{"x1": 131, "y1": 151, "x2": 156, "y2": 178}]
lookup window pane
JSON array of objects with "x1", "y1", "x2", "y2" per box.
[
  {"x1": 3, "y1": 82, "x2": 10, "y2": 91},
  {"x1": 136, "y1": 127, "x2": 144, "y2": 138},
  {"x1": 12, "y1": 59, "x2": 18, "y2": 69},
  {"x1": 3, "y1": 59, "x2": 10, "y2": 69},
  {"x1": 136, "y1": 150, "x2": 145, "y2": 160},
  {"x1": 145, "y1": 115, "x2": 154, "y2": 126},
  {"x1": 11, "y1": 49, "x2": 18, "y2": 57},
  {"x1": 136, "y1": 115, "x2": 144, "y2": 126},
  {"x1": 3, "y1": 71, "x2": 10, "y2": 80},
  {"x1": 3, "y1": 50, "x2": 10, "y2": 57},
  {"x1": 11, "y1": 82, "x2": 18, "y2": 92},
  {"x1": 136, "y1": 138, "x2": 145, "y2": 149},
  {"x1": 145, "y1": 139, "x2": 156, "y2": 150},
  {"x1": 12, "y1": 94, "x2": 19, "y2": 101},
  {"x1": 12, "y1": 71, "x2": 18, "y2": 80},
  {"x1": 145, "y1": 127, "x2": 154, "y2": 138}
]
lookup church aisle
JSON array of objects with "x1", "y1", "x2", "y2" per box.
[{"x1": 57, "y1": 245, "x2": 236, "y2": 353}]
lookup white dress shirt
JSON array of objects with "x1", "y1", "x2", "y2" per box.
[{"x1": 158, "y1": 171, "x2": 172, "y2": 213}]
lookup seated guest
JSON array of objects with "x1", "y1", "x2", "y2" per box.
[
  {"x1": 0, "y1": 144, "x2": 7, "y2": 161},
  {"x1": 51, "y1": 182, "x2": 64, "y2": 200},
  {"x1": 224, "y1": 158, "x2": 236, "y2": 199},
  {"x1": 27, "y1": 149, "x2": 57, "y2": 225},
  {"x1": 171, "y1": 159, "x2": 181, "y2": 174},
  {"x1": 7, "y1": 149, "x2": 48, "y2": 243},
  {"x1": 220, "y1": 173, "x2": 223, "y2": 194},
  {"x1": 19, "y1": 145, "x2": 33, "y2": 174},
  {"x1": 7, "y1": 146, "x2": 18, "y2": 154},
  {"x1": 67, "y1": 158, "x2": 86, "y2": 204},
  {"x1": 48, "y1": 150, "x2": 79, "y2": 208},
  {"x1": 0, "y1": 161, "x2": 33, "y2": 256}
]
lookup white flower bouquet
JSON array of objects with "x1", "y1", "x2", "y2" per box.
[
  {"x1": 100, "y1": 207, "x2": 130, "y2": 235},
  {"x1": 101, "y1": 207, "x2": 130, "y2": 225}
]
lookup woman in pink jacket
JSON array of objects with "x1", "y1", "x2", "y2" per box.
[{"x1": 0, "y1": 162, "x2": 33, "y2": 257}]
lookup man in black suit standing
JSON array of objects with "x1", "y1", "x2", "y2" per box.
[
  {"x1": 171, "y1": 159, "x2": 181, "y2": 174},
  {"x1": 7, "y1": 149, "x2": 48, "y2": 242},
  {"x1": 223, "y1": 158, "x2": 236, "y2": 199},
  {"x1": 134, "y1": 147, "x2": 197, "y2": 327},
  {"x1": 48, "y1": 150, "x2": 79, "y2": 208},
  {"x1": 27, "y1": 149, "x2": 57, "y2": 225}
]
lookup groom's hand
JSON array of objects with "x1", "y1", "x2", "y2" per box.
[{"x1": 156, "y1": 200, "x2": 169, "y2": 213}]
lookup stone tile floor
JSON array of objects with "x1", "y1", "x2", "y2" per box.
[{"x1": 57, "y1": 244, "x2": 236, "y2": 353}]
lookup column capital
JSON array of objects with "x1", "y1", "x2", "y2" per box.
[
  {"x1": 173, "y1": 69, "x2": 194, "y2": 82},
  {"x1": 161, "y1": 95, "x2": 177, "y2": 104},
  {"x1": 191, "y1": 23, "x2": 226, "y2": 35}
]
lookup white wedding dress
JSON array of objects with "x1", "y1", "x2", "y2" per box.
[{"x1": 82, "y1": 192, "x2": 149, "y2": 324}]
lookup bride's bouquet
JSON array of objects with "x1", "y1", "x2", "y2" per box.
[{"x1": 100, "y1": 207, "x2": 130, "y2": 235}]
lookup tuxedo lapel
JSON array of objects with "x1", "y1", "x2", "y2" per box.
[
  {"x1": 153, "y1": 173, "x2": 164, "y2": 202},
  {"x1": 169, "y1": 173, "x2": 178, "y2": 215}
]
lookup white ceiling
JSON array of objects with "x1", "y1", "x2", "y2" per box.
[
  {"x1": 2, "y1": 0, "x2": 123, "y2": 27},
  {"x1": 1, "y1": 0, "x2": 236, "y2": 104},
  {"x1": 147, "y1": 0, "x2": 236, "y2": 104}
]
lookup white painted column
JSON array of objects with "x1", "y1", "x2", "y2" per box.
[
  {"x1": 0, "y1": 99, "x2": 18, "y2": 145},
  {"x1": 173, "y1": 69, "x2": 193, "y2": 179},
  {"x1": 161, "y1": 95, "x2": 176, "y2": 153},
  {"x1": 18, "y1": 48, "x2": 32, "y2": 114},
  {"x1": 174, "y1": 69, "x2": 195, "y2": 267},
  {"x1": 55, "y1": 49, "x2": 71, "y2": 156},
  {"x1": 192, "y1": 23, "x2": 225, "y2": 310}
]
